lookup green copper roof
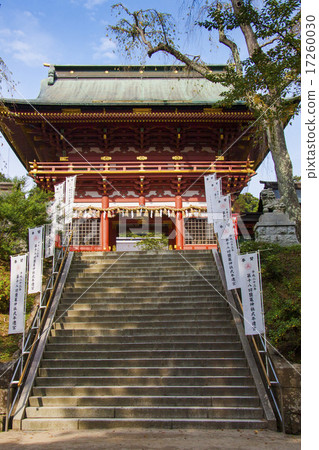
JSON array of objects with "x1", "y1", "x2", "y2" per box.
[{"x1": 33, "y1": 65, "x2": 231, "y2": 106}]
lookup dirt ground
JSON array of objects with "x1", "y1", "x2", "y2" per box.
[{"x1": 0, "y1": 429, "x2": 301, "y2": 449}]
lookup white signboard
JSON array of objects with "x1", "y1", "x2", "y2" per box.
[
  {"x1": 217, "y1": 219, "x2": 240, "y2": 290},
  {"x1": 28, "y1": 226, "x2": 43, "y2": 294},
  {"x1": 238, "y1": 252, "x2": 265, "y2": 335},
  {"x1": 65, "y1": 176, "x2": 76, "y2": 224},
  {"x1": 9, "y1": 254, "x2": 27, "y2": 334}
]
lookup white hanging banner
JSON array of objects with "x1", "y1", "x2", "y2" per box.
[
  {"x1": 65, "y1": 176, "x2": 77, "y2": 224},
  {"x1": 28, "y1": 226, "x2": 43, "y2": 294},
  {"x1": 45, "y1": 201, "x2": 55, "y2": 258},
  {"x1": 213, "y1": 194, "x2": 231, "y2": 226},
  {"x1": 204, "y1": 175, "x2": 221, "y2": 224},
  {"x1": 8, "y1": 254, "x2": 27, "y2": 334},
  {"x1": 54, "y1": 182, "x2": 65, "y2": 230},
  {"x1": 238, "y1": 252, "x2": 265, "y2": 335},
  {"x1": 45, "y1": 223, "x2": 55, "y2": 258},
  {"x1": 217, "y1": 219, "x2": 241, "y2": 290}
]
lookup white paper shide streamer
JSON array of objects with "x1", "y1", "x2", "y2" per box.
[
  {"x1": 9, "y1": 255, "x2": 27, "y2": 334},
  {"x1": 65, "y1": 176, "x2": 77, "y2": 224},
  {"x1": 238, "y1": 252, "x2": 265, "y2": 335},
  {"x1": 28, "y1": 226, "x2": 43, "y2": 294}
]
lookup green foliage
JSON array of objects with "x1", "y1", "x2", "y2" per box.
[
  {"x1": 0, "y1": 263, "x2": 10, "y2": 313},
  {"x1": 200, "y1": 0, "x2": 301, "y2": 120},
  {"x1": 0, "y1": 176, "x2": 51, "y2": 261},
  {"x1": 0, "y1": 333, "x2": 20, "y2": 362},
  {"x1": 0, "y1": 172, "x2": 11, "y2": 182},
  {"x1": 233, "y1": 193, "x2": 259, "y2": 213},
  {"x1": 240, "y1": 241, "x2": 301, "y2": 362},
  {"x1": 131, "y1": 232, "x2": 169, "y2": 251}
]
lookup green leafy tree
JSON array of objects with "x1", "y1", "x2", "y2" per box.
[
  {"x1": 233, "y1": 192, "x2": 259, "y2": 213},
  {"x1": 0, "y1": 176, "x2": 51, "y2": 261},
  {"x1": 107, "y1": 0, "x2": 301, "y2": 240}
]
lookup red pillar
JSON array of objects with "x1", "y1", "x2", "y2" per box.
[
  {"x1": 101, "y1": 195, "x2": 110, "y2": 251},
  {"x1": 175, "y1": 195, "x2": 184, "y2": 250}
]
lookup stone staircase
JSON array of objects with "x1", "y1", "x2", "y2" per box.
[{"x1": 21, "y1": 250, "x2": 272, "y2": 430}]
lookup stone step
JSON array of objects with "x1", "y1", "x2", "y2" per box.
[
  {"x1": 32, "y1": 385, "x2": 258, "y2": 397},
  {"x1": 21, "y1": 417, "x2": 268, "y2": 431},
  {"x1": 70, "y1": 257, "x2": 214, "y2": 266},
  {"x1": 65, "y1": 278, "x2": 220, "y2": 287},
  {"x1": 59, "y1": 294, "x2": 225, "y2": 303},
  {"x1": 48, "y1": 334, "x2": 239, "y2": 345},
  {"x1": 35, "y1": 375, "x2": 254, "y2": 388},
  {"x1": 40, "y1": 357, "x2": 248, "y2": 369},
  {"x1": 42, "y1": 349, "x2": 246, "y2": 359},
  {"x1": 25, "y1": 405, "x2": 264, "y2": 420},
  {"x1": 72, "y1": 253, "x2": 212, "y2": 262},
  {"x1": 56, "y1": 302, "x2": 229, "y2": 313},
  {"x1": 29, "y1": 395, "x2": 260, "y2": 408},
  {"x1": 58, "y1": 312, "x2": 232, "y2": 323},
  {"x1": 68, "y1": 264, "x2": 215, "y2": 274},
  {"x1": 50, "y1": 327, "x2": 237, "y2": 337},
  {"x1": 61, "y1": 289, "x2": 224, "y2": 298},
  {"x1": 45, "y1": 342, "x2": 242, "y2": 353},
  {"x1": 52, "y1": 320, "x2": 234, "y2": 330},
  {"x1": 62, "y1": 284, "x2": 222, "y2": 293},
  {"x1": 38, "y1": 367, "x2": 250, "y2": 378},
  {"x1": 67, "y1": 269, "x2": 217, "y2": 278},
  {"x1": 68, "y1": 265, "x2": 216, "y2": 275},
  {"x1": 21, "y1": 249, "x2": 270, "y2": 431},
  {"x1": 73, "y1": 251, "x2": 211, "y2": 259}
]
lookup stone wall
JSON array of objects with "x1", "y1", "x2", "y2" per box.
[
  {"x1": 272, "y1": 354, "x2": 301, "y2": 434},
  {"x1": 0, "y1": 362, "x2": 14, "y2": 431}
]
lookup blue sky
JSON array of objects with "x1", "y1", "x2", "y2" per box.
[{"x1": 0, "y1": 0, "x2": 300, "y2": 196}]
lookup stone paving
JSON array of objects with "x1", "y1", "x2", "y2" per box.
[{"x1": 0, "y1": 429, "x2": 301, "y2": 449}]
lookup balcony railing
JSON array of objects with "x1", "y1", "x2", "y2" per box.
[{"x1": 29, "y1": 160, "x2": 255, "y2": 176}]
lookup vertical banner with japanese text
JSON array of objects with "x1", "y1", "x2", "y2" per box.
[
  {"x1": 54, "y1": 182, "x2": 65, "y2": 230},
  {"x1": 28, "y1": 226, "x2": 43, "y2": 294},
  {"x1": 8, "y1": 254, "x2": 27, "y2": 334},
  {"x1": 213, "y1": 194, "x2": 231, "y2": 227},
  {"x1": 45, "y1": 223, "x2": 55, "y2": 258},
  {"x1": 45, "y1": 201, "x2": 55, "y2": 258},
  {"x1": 238, "y1": 252, "x2": 265, "y2": 335},
  {"x1": 215, "y1": 219, "x2": 241, "y2": 290},
  {"x1": 204, "y1": 175, "x2": 221, "y2": 224},
  {"x1": 65, "y1": 176, "x2": 77, "y2": 224}
]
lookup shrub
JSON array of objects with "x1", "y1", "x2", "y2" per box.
[
  {"x1": 0, "y1": 264, "x2": 10, "y2": 313},
  {"x1": 239, "y1": 242, "x2": 301, "y2": 363},
  {"x1": 134, "y1": 232, "x2": 169, "y2": 251}
]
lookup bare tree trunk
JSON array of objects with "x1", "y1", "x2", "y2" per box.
[{"x1": 265, "y1": 118, "x2": 301, "y2": 241}]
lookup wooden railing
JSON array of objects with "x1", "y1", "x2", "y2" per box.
[{"x1": 29, "y1": 160, "x2": 255, "y2": 175}]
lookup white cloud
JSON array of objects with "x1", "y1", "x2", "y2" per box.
[
  {"x1": 92, "y1": 37, "x2": 117, "y2": 61},
  {"x1": 71, "y1": 0, "x2": 109, "y2": 9},
  {"x1": 0, "y1": 11, "x2": 58, "y2": 67},
  {"x1": 84, "y1": 0, "x2": 109, "y2": 9}
]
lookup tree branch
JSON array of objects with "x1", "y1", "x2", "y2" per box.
[
  {"x1": 218, "y1": 27, "x2": 243, "y2": 76},
  {"x1": 147, "y1": 42, "x2": 212, "y2": 78}
]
